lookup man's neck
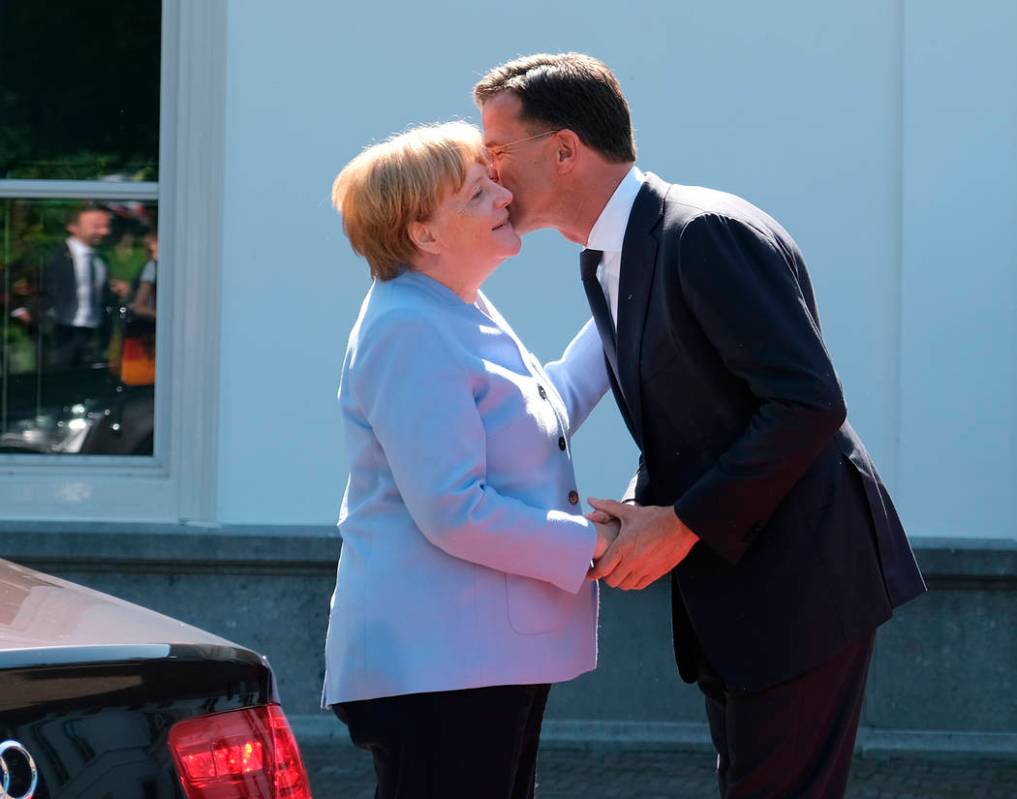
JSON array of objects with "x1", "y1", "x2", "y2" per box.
[
  {"x1": 555, "y1": 161, "x2": 634, "y2": 246},
  {"x1": 67, "y1": 236, "x2": 92, "y2": 253}
]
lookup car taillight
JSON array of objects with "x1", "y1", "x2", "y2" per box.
[{"x1": 168, "y1": 704, "x2": 312, "y2": 799}]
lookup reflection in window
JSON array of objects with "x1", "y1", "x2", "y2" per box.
[
  {"x1": 0, "y1": 0, "x2": 161, "y2": 456},
  {"x1": 0, "y1": 0, "x2": 161, "y2": 181},
  {"x1": 0, "y1": 200, "x2": 158, "y2": 455}
]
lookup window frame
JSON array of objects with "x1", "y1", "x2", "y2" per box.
[{"x1": 0, "y1": 0, "x2": 225, "y2": 522}]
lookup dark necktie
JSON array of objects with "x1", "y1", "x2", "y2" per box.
[{"x1": 579, "y1": 248, "x2": 619, "y2": 380}]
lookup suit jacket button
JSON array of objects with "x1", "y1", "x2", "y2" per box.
[
  {"x1": 568, "y1": 490, "x2": 579, "y2": 505},
  {"x1": 558, "y1": 436, "x2": 567, "y2": 451},
  {"x1": 538, "y1": 385, "x2": 548, "y2": 400}
]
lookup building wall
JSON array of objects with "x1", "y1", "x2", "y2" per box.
[
  {"x1": 8, "y1": 529, "x2": 1015, "y2": 753},
  {"x1": 215, "y1": 0, "x2": 1017, "y2": 541},
  {"x1": 897, "y1": 1, "x2": 1017, "y2": 538}
]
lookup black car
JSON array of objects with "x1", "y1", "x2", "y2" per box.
[{"x1": 0, "y1": 559, "x2": 311, "y2": 798}]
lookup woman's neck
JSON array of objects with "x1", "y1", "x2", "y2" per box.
[{"x1": 413, "y1": 256, "x2": 497, "y2": 304}]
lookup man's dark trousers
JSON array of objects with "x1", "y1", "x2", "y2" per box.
[{"x1": 698, "y1": 634, "x2": 874, "y2": 797}]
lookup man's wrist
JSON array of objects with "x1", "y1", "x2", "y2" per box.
[{"x1": 675, "y1": 509, "x2": 699, "y2": 544}]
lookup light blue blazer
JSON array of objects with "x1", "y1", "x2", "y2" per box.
[{"x1": 322, "y1": 270, "x2": 610, "y2": 704}]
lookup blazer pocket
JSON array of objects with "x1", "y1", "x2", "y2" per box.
[{"x1": 505, "y1": 574, "x2": 581, "y2": 635}]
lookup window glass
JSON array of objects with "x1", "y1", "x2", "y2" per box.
[
  {"x1": 0, "y1": 198, "x2": 158, "y2": 455},
  {"x1": 0, "y1": 1, "x2": 161, "y2": 180},
  {"x1": 0, "y1": 0, "x2": 161, "y2": 457}
]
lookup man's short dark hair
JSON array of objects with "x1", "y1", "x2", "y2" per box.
[
  {"x1": 474, "y1": 52, "x2": 636, "y2": 163},
  {"x1": 66, "y1": 202, "x2": 108, "y2": 226}
]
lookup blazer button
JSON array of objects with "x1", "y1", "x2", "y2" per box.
[
  {"x1": 538, "y1": 385, "x2": 548, "y2": 400},
  {"x1": 568, "y1": 490, "x2": 579, "y2": 505},
  {"x1": 558, "y1": 436, "x2": 567, "y2": 451}
]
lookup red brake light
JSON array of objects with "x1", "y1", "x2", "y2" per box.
[{"x1": 168, "y1": 704, "x2": 312, "y2": 799}]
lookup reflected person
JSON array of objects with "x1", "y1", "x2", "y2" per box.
[
  {"x1": 322, "y1": 121, "x2": 615, "y2": 799},
  {"x1": 40, "y1": 204, "x2": 126, "y2": 369},
  {"x1": 120, "y1": 228, "x2": 158, "y2": 387},
  {"x1": 129, "y1": 229, "x2": 158, "y2": 325}
]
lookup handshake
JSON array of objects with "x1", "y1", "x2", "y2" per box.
[{"x1": 585, "y1": 498, "x2": 700, "y2": 591}]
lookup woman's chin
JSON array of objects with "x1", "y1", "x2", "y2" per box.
[{"x1": 499, "y1": 229, "x2": 522, "y2": 256}]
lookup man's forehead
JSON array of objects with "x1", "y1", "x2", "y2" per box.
[{"x1": 481, "y1": 92, "x2": 526, "y2": 142}]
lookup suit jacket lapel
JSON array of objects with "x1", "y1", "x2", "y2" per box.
[{"x1": 616, "y1": 174, "x2": 667, "y2": 448}]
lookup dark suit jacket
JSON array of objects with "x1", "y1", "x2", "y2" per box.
[
  {"x1": 42, "y1": 243, "x2": 116, "y2": 339},
  {"x1": 594, "y1": 173, "x2": 925, "y2": 691}
]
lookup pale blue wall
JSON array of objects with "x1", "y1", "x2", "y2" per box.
[
  {"x1": 898, "y1": 1, "x2": 1017, "y2": 538},
  {"x1": 216, "y1": 0, "x2": 1016, "y2": 540}
]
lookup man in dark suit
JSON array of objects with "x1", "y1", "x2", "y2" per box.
[
  {"x1": 476, "y1": 53, "x2": 926, "y2": 798},
  {"x1": 41, "y1": 205, "x2": 119, "y2": 369}
]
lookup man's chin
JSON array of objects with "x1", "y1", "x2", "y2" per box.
[{"x1": 509, "y1": 217, "x2": 538, "y2": 236}]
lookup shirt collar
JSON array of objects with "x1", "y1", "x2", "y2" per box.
[
  {"x1": 66, "y1": 236, "x2": 93, "y2": 258},
  {"x1": 585, "y1": 165, "x2": 645, "y2": 253}
]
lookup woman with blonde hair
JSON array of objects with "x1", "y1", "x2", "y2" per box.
[{"x1": 322, "y1": 120, "x2": 614, "y2": 798}]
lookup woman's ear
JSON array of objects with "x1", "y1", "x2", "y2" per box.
[{"x1": 408, "y1": 219, "x2": 441, "y2": 255}]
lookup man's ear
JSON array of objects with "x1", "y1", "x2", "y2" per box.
[
  {"x1": 408, "y1": 219, "x2": 441, "y2": 255},
  {"x1": 553, "y1": 129, "x2": 581, "y2": 175}
]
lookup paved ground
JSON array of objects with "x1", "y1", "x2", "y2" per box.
[{"x1": 302, "y1": 744, "x2": 1017, "y2": 798}]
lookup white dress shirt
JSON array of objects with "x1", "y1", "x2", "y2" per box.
[
  {"x1": 66, "y1": 236, "x2": 106, "y2": 328},
  {"x1": 585, "y1": 166, "x2": 645, "y2": 328}
]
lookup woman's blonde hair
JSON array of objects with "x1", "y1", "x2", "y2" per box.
[{"x1": 331, "y1": 121, "x2": 487, "y2": 280}]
